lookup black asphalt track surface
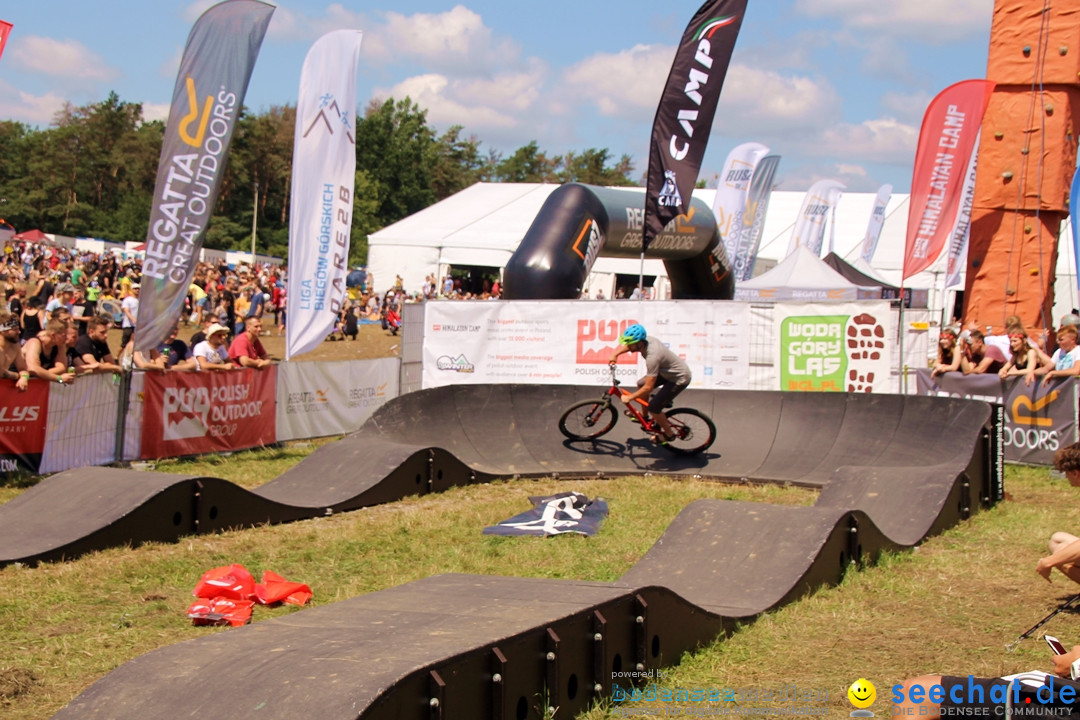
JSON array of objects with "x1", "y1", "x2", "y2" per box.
[{"x1": 0, "y1": 384, "x2": 1000, "y2": 719}]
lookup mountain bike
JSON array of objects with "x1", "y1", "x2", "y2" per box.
[{"x1": 557, "y1": 368, "x2": 716, "y2": 455}]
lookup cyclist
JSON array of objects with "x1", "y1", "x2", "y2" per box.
[{"x1": 608, "y1": 323, "x2": 691, "y2": 444}]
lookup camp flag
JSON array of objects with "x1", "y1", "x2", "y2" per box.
[
  {"x1": 738, "y1": 153, "x2": 780, "y2": 281},
  {"x1": 0, "y1": 20, "x2": 12, "y2": 63},
  {"x1": 785, "y1": 179, "x2": 845, "y2": 258},
  {"x1": 944, "y1": 136, "x2": 979, "y2": 288},
  {"x1": 135, "y1": 0, "x2": 274, "y2": 353},
  {"x1": 713, "y1": 142, "x2": 769, "y2": 268},
  {"x1": 1073, "y1": 166, "x2": 1080, "y2": 302},
  {"x1": 902, "y1": 78, "x2": 994, "y2": 282},
  {"x1": 860, "y1": 184, "x2": 892, "y2": 264},
  {"x1": 642, "y1": 0, "x2": 747, "y2": 252},
  {"x1": 285, "y1": 29, "x2": 364, "y2": 361}
]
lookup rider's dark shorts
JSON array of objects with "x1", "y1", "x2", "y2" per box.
[{"x1": 641, "y1": 376, "x2": 688, "y2": 414}]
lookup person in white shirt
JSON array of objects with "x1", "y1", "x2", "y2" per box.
[{"x1": 191, "y1": 323, "x2": 235, "y2": 371}]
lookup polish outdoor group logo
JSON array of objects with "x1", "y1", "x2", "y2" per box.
[
  {"x1": 162, "y1": 387, "x2": 211, "y2": 441},
  {"x1": 576, "y1": 318, "x2": 639, "y2": 364}
]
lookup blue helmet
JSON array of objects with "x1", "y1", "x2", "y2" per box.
[{"x1": 619, "y1": 323, "x2": 647, "y2": 345}]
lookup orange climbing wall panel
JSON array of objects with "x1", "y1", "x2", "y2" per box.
[
  {"x1": 973, "y1": 87, "x2": 1080, "y2": 212},
  {"x1": 963, "y1": 207, "x2": 1062, "y2": 333},
  {"x1": 986, "y1": 2, "x2": 1080, "y2": 85}
]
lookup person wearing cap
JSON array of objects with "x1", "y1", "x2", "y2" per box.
[
  {"x1": 45, "y1": 282, "x2": 75, "y2": 317},
  {"x1": 931, "y1": 327, "x2": 962, "y2": 377},
  {"x1": 0, "y1": 312, "x2": 31, "y2": 391},
  {"x1": 192, "y1": 323, "x2": 235, "y2": 371},
  {"x1": 120, "y1": 283, "x2": 140, "y2": 350}
]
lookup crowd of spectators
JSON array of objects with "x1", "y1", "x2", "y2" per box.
[
  {"x1": 0, "y1": 239, "x2": 293, "y2": 390},
  {"x1": 931, "y1": 313, "x2": 1080, "y2": 385}
]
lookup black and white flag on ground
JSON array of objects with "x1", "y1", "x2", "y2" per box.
[{"x1": 483, "y1": 492, "x2": 608, "y2": 537}]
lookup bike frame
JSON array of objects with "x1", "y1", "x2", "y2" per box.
[{"x1": 604, "y1": 369, "x2": 659, "y2": 434}]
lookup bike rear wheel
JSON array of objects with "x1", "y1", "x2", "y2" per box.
[
  {"x1": 558, "y1": 400, "x2": 618, "y2": 440},
  {"x1": 663, "y1": 408, "x2": 717, "y2": 455}
]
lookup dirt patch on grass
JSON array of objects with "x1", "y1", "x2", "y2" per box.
[{"x1": 0, "y1": 668, "x2": 39, "y2": 702}]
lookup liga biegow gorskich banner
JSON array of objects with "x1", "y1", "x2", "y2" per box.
[{"x1": 136, "y1": 0, "x2": 274, "y2": 353}]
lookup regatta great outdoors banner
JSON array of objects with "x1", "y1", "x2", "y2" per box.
[
  {"x1": 860, "y1": 184, "x2": 892, "y2": 264},
  {"x1": 944, "y1": 137, "x2": 980, "y2": 288},
  {"x1": 713, "y1": 142, "x2": 769, "y2": 265},
  {"x1": 738, "y1": 154, "x2": 780, "y2": 281},
  {"x1": 784, "y1": 179, "x2": 844, "y2": 258},
  {"x1": 0, "y1": 20, "x2": 13, "y2": 63},
  {"x1": 902, "y1": 79, "x2": 994, "y2": 281},
  {"x1": 285, "y1": 29, "x2": 364, "y2": 360},
  {"x1": 135, "y1": 0, "x2": 274, "y2": 353},
  {"x1": 642, "y1": 0, "x2": 746, "y2": 252}
]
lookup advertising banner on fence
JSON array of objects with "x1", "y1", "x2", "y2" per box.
[
  {"x1": 40, "y1": 373, "x2": 123, "y2": 474},
  {"x1": 775, "y1": 301, "x2": 893, "y2": 392},
  {"x1": 421, "y1": 300, "x2": 750, "y2": 390},
  {"x1": 0, "y1": 379, "x2": 48, "y2": 476},
  {"x1": 276, "y1": 358, "x2": 398, "y2": 441},
  {"x1": 916, "y1": 370, "x2": 1078, "y2": 465},
  {"x1": 141, "y1": 368, "x2": 277, "y2": 459}
]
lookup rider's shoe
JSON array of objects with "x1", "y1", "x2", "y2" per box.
[{"x1": 650, "y1": 431, "x2": 676, "y2": 445}]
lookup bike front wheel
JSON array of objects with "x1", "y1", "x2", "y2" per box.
[
  {"x1": 664, "y1": 408, "x2": 717, "y2": 455},
  {"x1": 558, "y1": 400, "x2": 618, "y2": 440}
]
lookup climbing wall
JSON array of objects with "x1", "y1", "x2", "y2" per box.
[{"x1": 964, "y1": 1, "x2": 1080, "y2": 333}]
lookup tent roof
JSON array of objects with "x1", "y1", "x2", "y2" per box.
[
  {"x1": 822, "y1": 252, "x2": 898, "y2": 290},
  {"x1": 734, "y1": 244, "x2": 877, "y2": 301}
]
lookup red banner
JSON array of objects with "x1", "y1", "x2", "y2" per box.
[
  {"x1": 0, "y1": 379, "x2": 48, "y2": 475},
  {"x1": 902, "y1": 79, "x2": 994, "y2": 281},
  {"x1": 141, "y1": 368, "x2": 277, "y2": 459},
  {"x1": 0, "y1": 21, "x2": 12, "y2": 63}
]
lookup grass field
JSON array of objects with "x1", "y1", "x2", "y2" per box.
[{"x1": 1, "y1": 447, "x2": 1077, "y2": 718}]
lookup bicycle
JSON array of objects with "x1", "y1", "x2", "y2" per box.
[{"x1": 557, "y1": 368, "x2": 717, "y2": 455}]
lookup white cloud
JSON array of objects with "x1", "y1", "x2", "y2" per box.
[
  {"x1": 362, "y1": 5, "x2": 520, "y2": 73},
  {"x1": 560, "y1": 44, "x2": 674, "y2": 115},
  {"x1": 815, "y1": 117, "x2": 919, "y2": 165},
  {"x1": 719, "y1": 64, "x2": 842, "y2": 136},
  {"x1": 8, "y1": 36, "x2": 120, "y2": 82},
  {"x1": 0, "y1": 80, "x2": 67, "y2": 126},
  {"x1": 795, "y1": 0, "x2": 993, "y2": 43},
  {"x1": 375, "y1": 74, "x2": 519, "y2": 131},
  {"x1": 141, "y1": 102, "x2": 171, "y2": 124}
]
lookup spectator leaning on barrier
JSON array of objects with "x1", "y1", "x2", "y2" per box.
[
  {"x1": 931, "y1": 327, "x2": 962, "y2": 376},
  {"x1": 74, "y1": 315, "x2": 123, "y2": 375},
  {"x1": 192, "y1": 323, "x2": 235, "y2": 372},
  {"x1": 23, "y1": 318, "x2": 75, "y2": 385},
  {"x1": 0, "y1": 313, "x2": 30, "y2": 391},
  {"x1": 960, "y1": 329, "x2": 1007, "y2": 375},
  {"x1": 228, "y1": 317, "x2": 271, "y2": 369},
  {"x1": 1038, "y1": 325, "x2": 1080, "y2": 385}
]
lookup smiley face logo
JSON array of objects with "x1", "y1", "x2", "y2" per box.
[{"x1": 847, "y1": 678, "x2": 876, "y2": 709}]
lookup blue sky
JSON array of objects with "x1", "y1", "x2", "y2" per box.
[{"x1": 0, "y1": 0, "x2": 993, "y2": 193}]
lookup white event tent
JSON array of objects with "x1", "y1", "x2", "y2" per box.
[{"x1": 366, "y1": 182, "x2": 1080, "y2": 321}]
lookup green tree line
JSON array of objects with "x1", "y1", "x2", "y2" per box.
[{"x1": 0, "y1": 92, "x2": 638, "y2": 264}]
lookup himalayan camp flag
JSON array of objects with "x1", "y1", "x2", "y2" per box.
[
  {"x1": 642, "y1": 0, "x2": 747, "y2": 252},
  {"x1": 285, "y1": 29, "x2": 364, "y2": 361},
  {"x1": 737, "y1": 153, "x2": 780, "y2": 281},
  {"x1": 785, "y1": 179, "x2": 844, "y2": 258},
  {"x1": 902, "y1": 78, "x2": 994, "y2": 282},
  {"x1": 135, "y1": 0, "x2": 274, "y2": 353},
  {"x1": 0, "y1": 20, "x2": 12, "y2": 63},
  {"x1": 944, "y1": 136, "x2": 979, "y2": 288}
]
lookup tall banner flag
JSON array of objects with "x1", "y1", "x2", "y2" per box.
[
  {"x1": 642, "y1": 0, "x2": 747, "y2": 252},
  {"x1": 784, "y1": 179, "x2": 844, "y2": 258},
  {"x1": 713, "y1": 142, "x2": 769, "y2": 262},
  {"x1": 0, "y1": 20, "x2": 12, "y2": 63},
  {"x1": 738, "y1": 153, "x2": 780, "y2": 281},
  {"x1": 944, "y1": 137, "x2": 980, "y2": 288},
  {"x1": 1071, "y1": 165, "x2": 1080, "y2": 302},
  {"x1": 285, "y1": 30, "x2": 364, "y2": 360},
  {"x1": 902, "y1": 79, "x2": 995, "y2": 282},
  {"x1": 860, "y1": 184, "x2": 892, "y2": 264},
  {"x1": 135, "y1": 0, "x2": 274, "y2": 353}
]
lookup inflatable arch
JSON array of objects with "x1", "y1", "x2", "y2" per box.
[{"x1": 502, "y1": 183, "x2": 735, "y2": 299}]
